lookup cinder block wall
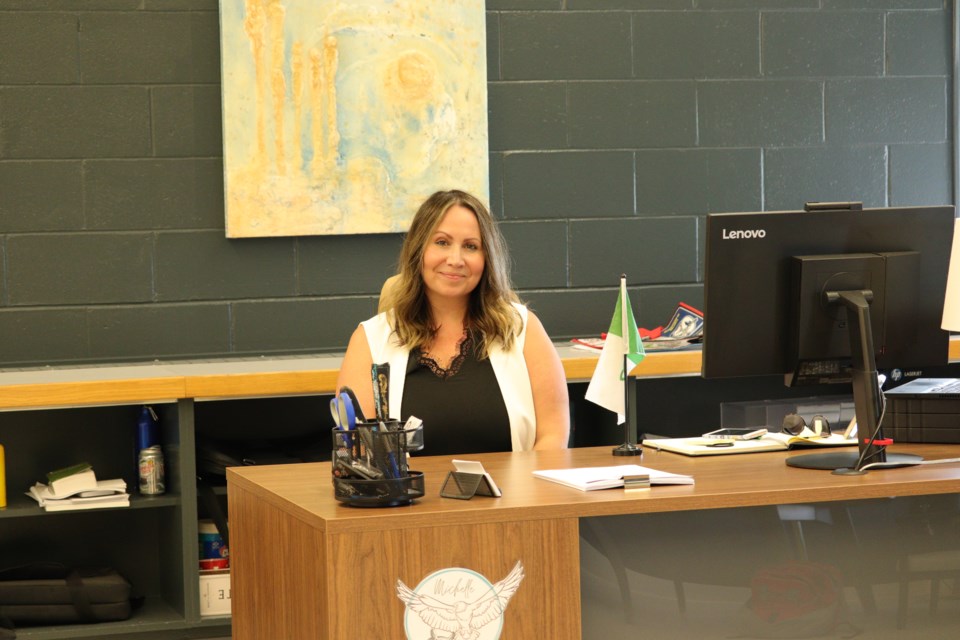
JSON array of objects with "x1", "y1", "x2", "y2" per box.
[{"x1": 0, "y1": 0, "x2": 952, "y2": 367}]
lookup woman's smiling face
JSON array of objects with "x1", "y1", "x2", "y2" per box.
[{"x1": 421, "y1": 204, "x2": 485, "y2": 303}]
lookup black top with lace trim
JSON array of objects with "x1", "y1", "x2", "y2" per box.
[
  {"x1": 413, "y1": 331, "x2": 471, "y2": 379},
  {"x1": 401, "y1": 332, "x2": 511, "y2": 455}
]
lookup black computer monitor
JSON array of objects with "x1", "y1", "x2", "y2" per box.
[{"x1": 701, "y1": 203, "x2": 955, "y2": 473}]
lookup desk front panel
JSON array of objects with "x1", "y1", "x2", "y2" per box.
[
  {"x1": 229, "y1": 480, "x2": 581, "y2": 640},
  {"x1": 328, "y1": 519, "x2": 580, "y2": 639},
  {"x1": 581, "y1": 494, "x2": 960, "y2": 639}
]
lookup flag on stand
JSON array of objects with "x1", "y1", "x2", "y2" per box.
[{"x1": 585, "y1": 277, "x2": 646, "y2": 424}]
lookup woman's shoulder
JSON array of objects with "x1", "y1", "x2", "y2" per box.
[
  {"x1": 509, "y1": 300, "x2": 528, "y2": 319},
  {"x1": 362, "y1": 311, "x2": 407, "y2": 360},
  {"x1": 497, "y1": 301, "x2": 528, "y2": 343},
  {"x1": 361, "y1": 310, "x2": 394, "y2": 334}
]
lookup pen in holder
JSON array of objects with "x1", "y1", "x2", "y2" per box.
[{"x1": 332, "y1": 420, "x2": 424, "y2": 507}]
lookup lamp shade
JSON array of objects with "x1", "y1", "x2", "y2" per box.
[{"x1": 943, "y1": 217, "x2": 960, "y2": 331}]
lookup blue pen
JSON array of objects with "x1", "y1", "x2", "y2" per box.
[
  {"x1": 367, "y1": 419, "x2": 400, "y2": 480},
  {"x1": 384, "y1": 445, "x2": 400, "y2": 479}
]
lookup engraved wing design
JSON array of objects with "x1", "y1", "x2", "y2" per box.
[
  {"x1": 396, "y1": 579, "x2": 462, "y2": 634},
  {"x1": 467, "y1": 561, "x2": 524, "y2": 629},
  {"x1": 396, "y1": 562, "x2": 525, "y2": 639}
]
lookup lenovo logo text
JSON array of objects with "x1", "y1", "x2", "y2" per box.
[{"x1": 722, "y1": 228, "x2": 766, "y2": 239}]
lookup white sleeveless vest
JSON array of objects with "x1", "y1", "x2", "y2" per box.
[{"x1": 360, "y1": 302, "x2": 536, "y2": 451}]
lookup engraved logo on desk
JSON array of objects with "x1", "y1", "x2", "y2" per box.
[{"x1": 395, "y1": 561, "x2": 524, "y2": 640}]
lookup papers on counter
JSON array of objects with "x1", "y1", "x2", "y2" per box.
[
  {"x1": 642, "y1": 432, "x2": 858, "y2": 457},
  {"x1": 532, "y1": 464, "x2": 693, "y2": 491}
]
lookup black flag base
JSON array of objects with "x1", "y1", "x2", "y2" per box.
[
  {"x1": 612, "y1": 442, "x2": 642, "y2": 456},
  {"x1": 613, "y1": 353, "x2": 642, "y2": 456}
]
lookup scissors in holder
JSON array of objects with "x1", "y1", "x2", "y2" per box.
[{"x1": 330, "y1": 388, "x2": 359, "y2": 448}]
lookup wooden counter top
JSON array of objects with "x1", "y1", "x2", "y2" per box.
[
  {"x1": 1, "y1": 337, "x2": 957, "y2": 411},
  {"x1": 227, "y1": 443, "x2": 960, "y2": 536},
  {"x1": 0, "y1": 362, "x2": 186, "y2": 410}
]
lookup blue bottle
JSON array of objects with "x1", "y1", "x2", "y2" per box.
[{"x1": 137, "y1": 406, "x2": 159, "y2": 451}]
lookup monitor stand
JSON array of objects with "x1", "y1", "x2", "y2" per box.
[
  {"x1": 786, "y1": 286, "x2": 923, "y2": 475},
  {"x1": 787, "y1": 451, "x2": 923, "y2": 474}
]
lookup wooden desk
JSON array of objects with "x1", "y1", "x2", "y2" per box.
[{"x1": 227, "y1": 444, "x2": 960, "y2": 640}]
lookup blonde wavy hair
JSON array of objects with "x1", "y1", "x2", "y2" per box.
[{"x1": 382, "y1": 190, "x2": 522, "y2": 358}]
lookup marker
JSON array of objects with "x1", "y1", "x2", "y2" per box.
[{"x1": 371, "y1": 363, "x2": 390, "y2": 422}]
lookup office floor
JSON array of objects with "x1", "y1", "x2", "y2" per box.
[{"x1": 581, "y1": 542, "x2": 960, "y2": 640}]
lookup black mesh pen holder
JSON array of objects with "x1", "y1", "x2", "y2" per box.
[{"x1": 331, "y1": 421, "x2": 425, "y2": 507}]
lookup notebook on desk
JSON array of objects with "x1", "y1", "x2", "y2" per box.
[{"x1": 642, "y1": 432, "x2": 858, "y2": 457}]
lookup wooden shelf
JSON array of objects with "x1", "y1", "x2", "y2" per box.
[
  {"x1": 10, "y1": 597, "x2": 196, "y2": 639},
  {"x1": 557, "y1": 344, "x2": 703, "y2": 382},
  {"x1": 0, "y1": 493, "x2": 179, "y2": 519},
  {"x1": 0, "y1": 337, "x2": 957, "y2": 411},
  {"x1": 0, "y1": 364, "x2": 183, "y2": 411}
]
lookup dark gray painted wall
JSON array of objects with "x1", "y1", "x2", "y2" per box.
[{"x1": 0, "y1": 0, "x2": 953, "y2": 367}]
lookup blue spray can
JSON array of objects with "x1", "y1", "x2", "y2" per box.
[{"x1": 137, "y1": 406, "x2": 159, "y2": 451}]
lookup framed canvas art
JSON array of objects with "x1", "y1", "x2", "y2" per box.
[{"x1": 219, "y1": 0, "x2": 489, "y2": 237}]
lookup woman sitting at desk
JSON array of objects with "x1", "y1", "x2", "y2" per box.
[{"x1": 337, "y1": 189, "x2": 569, "y2": 454}]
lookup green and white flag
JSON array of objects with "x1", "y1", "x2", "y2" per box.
[{"x1": 585, "y1": 276, "x2": 645, "y2": 424}]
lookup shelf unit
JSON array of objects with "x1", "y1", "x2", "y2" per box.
[
  {"x1": 0, "y1": 356, "x2": 346, "y2": 639},
  {"x1": 1, "y1": 338, "x2": 957, "y2": 639},
  {"x1": 0, "y1": 401, "x2": 207, "y2": 639}
]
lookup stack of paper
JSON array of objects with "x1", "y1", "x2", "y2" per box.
[{"x1": 28, "y1": 463, "x2": 130, "y2": 511}]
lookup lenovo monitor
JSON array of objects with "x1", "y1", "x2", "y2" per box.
[{"x1": 701, "y1": 203, "x2": 955, "y2": 472}]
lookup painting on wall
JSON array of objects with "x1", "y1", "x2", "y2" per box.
[{"x1": 219, "y1": 0, "x2": 489, "y2": 237}]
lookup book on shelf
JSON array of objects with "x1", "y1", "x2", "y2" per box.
[
  {"x1": 642, "y1": 431, "x2": 858, "y2": 457},
  {"x1": 532, "y1": 464, "x2": 693, "y2": 491},
  {"x1": 46, "y1": 461, "x2": 92, "y2": 483},
  {"x1": 45, "y1": 462, "x2": 97, "y2": 497}
]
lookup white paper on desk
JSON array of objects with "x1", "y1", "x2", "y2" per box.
[
  {"x1": 532, "y1": 464, "x2": 693, "y2": 491},
  {"x1": 451, "y1": 459, "x2": 502, "y2": 497}
]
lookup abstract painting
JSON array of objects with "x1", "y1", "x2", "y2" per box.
[{"x1": 219, "y1": 0, "x2": 489, "y2": 237}]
